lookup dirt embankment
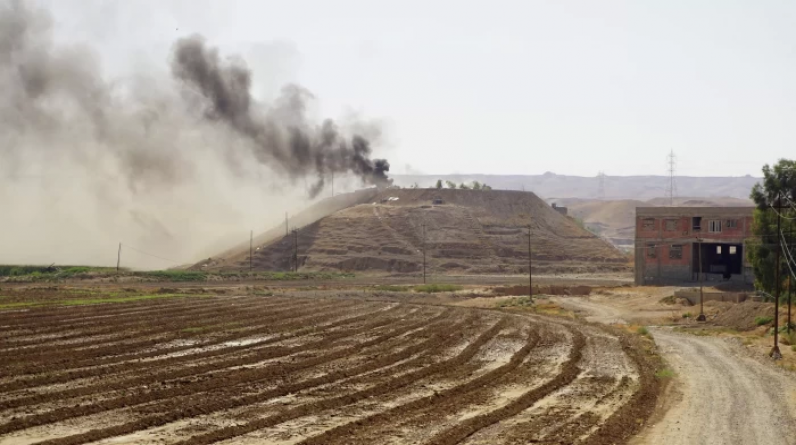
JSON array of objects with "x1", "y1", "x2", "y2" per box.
[{"x1": 205, "y1": 188, "x2": 630, "y2": 276}]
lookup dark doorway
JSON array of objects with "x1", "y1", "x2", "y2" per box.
[{"x1": 693, "y1": 242, "x2": 742, "y2": 279}]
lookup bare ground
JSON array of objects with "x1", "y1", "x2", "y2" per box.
[
  {"x1": 635, "y1": 329, "x2": 796, "y2": 445},
  {"x1": 0, "y1": 286, "x2": 655, "y2": 445},
  {"x1": 553, "y1": 292, "x2": 796, "y2": 445}
]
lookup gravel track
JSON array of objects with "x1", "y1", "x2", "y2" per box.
[{"x1": 638, "y1": 329, "x2": 796, "y2": 445}]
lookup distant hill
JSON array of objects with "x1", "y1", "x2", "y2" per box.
[
  {"x1": 392, "y1": 173, "x2": 760, "y2": 200},
  {"x1": 195, "y1": 188, "x2": 628, "y2": 275},
  {"x1": 549, "y1": 196, "x2": 754, "y2": 252}
]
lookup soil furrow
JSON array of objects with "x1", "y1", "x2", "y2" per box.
[
  {"x1": 298, "y1": 325, "x2": 541, "y2": 445},
  {"x1": 3, "y1": 299, "x2": 347, "y2": 367},
  {"x1": 0, "y1": 304, "x2": 404, "y2": 410},
  {"x1": 171, "y1": 316, "x2": 508, "y2": 445},
  {"x1": 0, "y1": 306, "x2": 442, "y2": 435},
  {"x1": 0, "y1": 298, "x2": 305, "y2": 348},
  {"x1": 0, "y1": 299, "x2": 359, "y2": 380},
  {"x1": 0, "y1": 302, "x2": 385, "y2": 393},
  {"x1": 0, "y1": 298, "x2": 313, "y2": 355},
  {"x1": 423, "y1": 327, "x2": 586, "y2": 445},
  {"x1": 28, "y1": 311, "x2": 474, "y2": 445}
]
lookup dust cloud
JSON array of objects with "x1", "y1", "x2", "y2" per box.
[{"x1": 0, "y1": 1, "x2": 388, "y2": 268}]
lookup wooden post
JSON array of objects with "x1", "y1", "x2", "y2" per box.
[
  {"x1": 422, "y1": 223, "x2": 426, "y2": 284},
  {"x1": 293, "y1": 229, "x2": 298, "y2": 273},
  {"x1": 788, "y1": 276, "x2": 792, "y2": 334},
  {"x1": 117, "y1": 243, "x2": 121, "y2": 272},
  {"x1": 528, "y1": 224, "x2": 533, "y2": 301},
  {"x1": 697, "y1": 237, "x2": 705, "y2": 321},
  {"x1": 771, "y1": 193, "x2": 782, "y2": 359}
]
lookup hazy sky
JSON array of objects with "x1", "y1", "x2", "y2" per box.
[{"x1": 44, "y1": 0, "x2": 796, "y2": 177}]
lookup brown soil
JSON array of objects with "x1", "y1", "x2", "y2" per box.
[
  {"x1": 708, "y1": 300, "x2": 776, "y2": 331},
  {"x1": 0, "y1": 285, "x2": 655, "y2": 445},
  {"x1": 197, "y1": 188, "x2": 629, "y2": 275}
]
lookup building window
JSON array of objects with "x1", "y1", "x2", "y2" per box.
[
  {"x1": 708, "y1": 220, "x2": 722, "y2": 232},
  {"x1": 664, "y1": 219, "x2": 678, "y2": 231},
  {"x1": 647, "y1": 244, "x2": 656, "y2": 258},
  {"x1": 643, "y1": 218, "x2": 655, "y2": 230},
  {"x1": 726, "y1": 219, "x2": 737, "y2": 229},
  {"x1": 730, "y1": 246, "x2": 737, "y2": 254},
  {"x1": 692, "y1": 216, "x2": 702, "y2": 231},
  {"x1": 716, "y1": 246, "x2": 722, "y2": 254},
  {"x1": 669, "y1": 245, "x2": 683, "y2": 259}
]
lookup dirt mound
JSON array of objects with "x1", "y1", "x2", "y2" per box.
[
  {"x1": 710, "y1": 301, "x2": 774, "y2": 331},
  {"x1": 202, "y1": 188, "x2": 629, "y2": 275}
]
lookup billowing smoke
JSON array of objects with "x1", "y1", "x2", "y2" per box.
[
  {"x1": 171, "y1": 36, "x2": 390, "y2": 196},
  {"x1": 0, "y1": 1, "x2": 389, "y2": 268}
]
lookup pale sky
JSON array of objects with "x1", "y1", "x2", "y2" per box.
[{"x1": 45, "y1": 0, "x2": 796, "y2": 177}]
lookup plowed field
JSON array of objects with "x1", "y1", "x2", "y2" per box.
[{"x1": 0, "y1": 293, "x2": 655, "y2": 445}]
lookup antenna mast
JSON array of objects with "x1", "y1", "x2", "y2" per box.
[{"x1": 667, "y1": 150, "x2": 677, "y2": 206}]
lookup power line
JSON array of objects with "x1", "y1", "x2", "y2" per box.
[{"x1": 771, "y1": 206, "x2": 796, "y2": 220}]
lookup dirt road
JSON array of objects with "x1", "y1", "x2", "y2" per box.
[
  {"x1": 554, "y1": 295, "x2": 796, "y2": 445},
  {"x1": 637, "y1": 329, "x2": 796, "y2": 445}
]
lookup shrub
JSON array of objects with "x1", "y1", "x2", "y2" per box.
[
  {"x1": 655, "y1": 368, "x2": 675, "y2": 379},
  {"x1": 755, "y1": 316, "x2": 774, "y2": 326},
  {"x1": 682, "y1": 312, "x2": 692, "y2": 319},
  {"x1": 373, "y1": 285, "x2": 409, "y2": 292},
  {"x1": 636, "y1": 326, "x2": 650, "y2": 336},
  {"x1": 414, "y1": 284, "x2": 463, "y2": 293},
  {"x1": 660, "y1": 295, "x2": 676, "y2": 305}
]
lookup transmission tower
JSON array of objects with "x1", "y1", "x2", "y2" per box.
[
  {"x1": 666, "y1": 150, "x2": 677, "y2": 206},
  {"x1": 597, "y1": 171, "x2": 606, "y2": 200}
]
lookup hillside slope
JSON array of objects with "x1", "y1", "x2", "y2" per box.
[
  {"x1": 201, "y1": 188, "x2": 628, "y2": 275},
  {"x1": 554, "y1": 196, "x2": 754, "y2": 251}
]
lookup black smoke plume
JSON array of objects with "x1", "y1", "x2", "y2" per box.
[
  {"x1": 171, "y1": 36, "x2": 391, "y2": 197},
  {"x1": 0, "y1": 0, "x2": 390, "y2": 267}
]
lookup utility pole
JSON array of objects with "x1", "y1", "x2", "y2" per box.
[
  {"x1": 293, "y1": 229, "x2": 299, "y2": 273},
  {"x1": 422, "y1": 223, "x2": 426, "y2": 284},
  {"x1": 249, "y1": 230, "x2": 253, "y2": 271},
  {"x1": 789, "y1": 216, "x2": 794, "y2": 334},
  {"x1": 528, "y1": 224, "x2": 533, "y2": 301},
  {"x1": 697, "y1": 237, "x2": 706, "y2": 321},
  {"x1": 285, "y1": 213, "x2": 288, "y2": 237},
  {"x1": 772, "y1": 193, "x2": 782, "y2": 359},
  {"x1": 117, "y1": 243, "x2": 122, "y2": 273},
  {"x1": 788, "y1": 276, "x2": 792, "y2": 334}
]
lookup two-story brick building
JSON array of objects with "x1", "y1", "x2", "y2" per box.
[{"x1": 634, "y1": 207, "x2": 755, "y2": 285}]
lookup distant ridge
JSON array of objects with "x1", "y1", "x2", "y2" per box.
[{"x1": 391, "y1": 173, "x2": 760, "y2": 200}]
